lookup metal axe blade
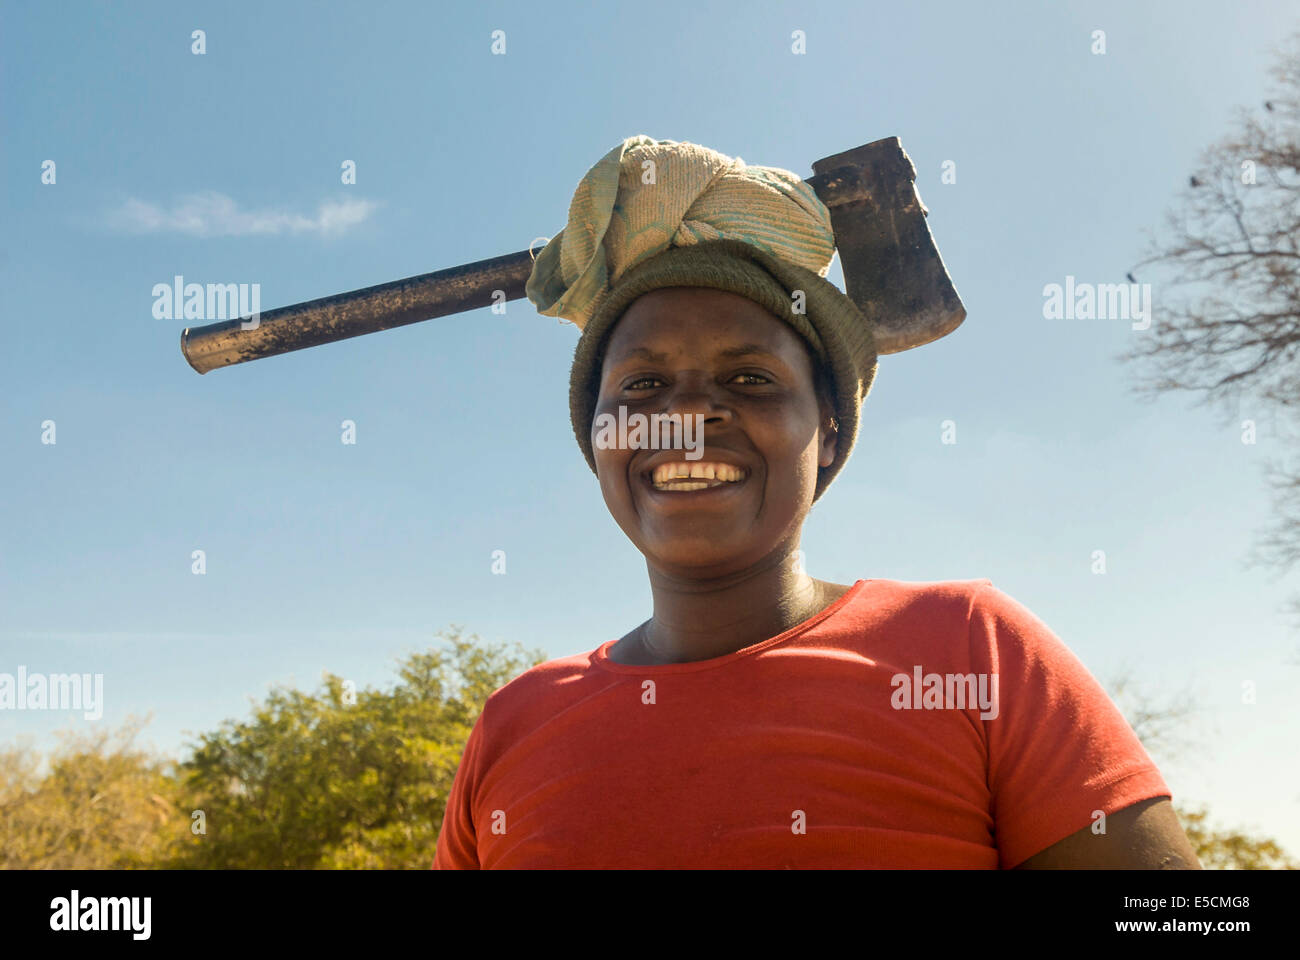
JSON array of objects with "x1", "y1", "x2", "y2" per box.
[
  {"x1": 811, "y1": 137, "x2": 966, "y2": 354},
  {"x1": 180, "y1": 136, "x2": 964, "y2": 374}
]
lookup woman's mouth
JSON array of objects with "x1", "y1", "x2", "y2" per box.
[{"x1": 647, "y1": 460, "x2": 749, "y2": 492}]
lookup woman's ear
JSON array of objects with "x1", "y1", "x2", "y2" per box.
[{"x1": 817, "y1": 393, "x2": 838, "y2": 469}]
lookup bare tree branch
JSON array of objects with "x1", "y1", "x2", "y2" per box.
[{"x1": 1119, "y1": 31, "x2": 1300, "y2": 623}]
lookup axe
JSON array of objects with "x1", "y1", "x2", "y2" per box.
[{"x1": 179, "y1": 137, "x2": 965, "y2": 373}]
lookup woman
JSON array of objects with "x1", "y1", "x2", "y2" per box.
[{"x1": 432, "y1": 136, "x2": 1200, "y2": 869}]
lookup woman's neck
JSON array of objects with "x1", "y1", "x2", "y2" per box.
[{"x1": 610, "y1": 552, "x2": 853, "y2": 665}]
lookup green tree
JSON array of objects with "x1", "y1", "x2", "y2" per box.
[
  {"x1": 1176, "y1": 805, "x2": 1298, "y2": 869},
  {"x1": 0, "y1": 715, "x2": 187, "y2": 869},
  {"x1": 168, "y1": 628, "x2": 544, "y2": 869}
]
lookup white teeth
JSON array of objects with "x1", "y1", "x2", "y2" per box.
[{"x1": 649, "y1": 461, "x2": 747, "y2": 489}]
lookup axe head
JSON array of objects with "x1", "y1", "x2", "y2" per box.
[{"x1": 810, "y1": 137, "x2": 965, "y2": 355}]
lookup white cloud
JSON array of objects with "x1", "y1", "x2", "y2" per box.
[{"x1": 106, "y1": 191, "x2": 377, "y2": 237}]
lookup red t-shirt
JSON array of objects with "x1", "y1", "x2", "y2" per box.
[{"x1": 432, "y1": 578, "x2": 1170, "y2": 869}]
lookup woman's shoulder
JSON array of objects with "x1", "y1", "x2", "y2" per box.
[
  {"x1": 473, "y1": 644, "x2": 610, "y2": 732},
  {"x1": 828, "y1": 577, "x2": 1000, "y2": 642},
  {"x1": 844, "y1": 576, "x2": 994, "y2": 609}
]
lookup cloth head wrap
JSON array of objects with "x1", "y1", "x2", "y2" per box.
[{"x1": 526, "y1": 135, "x2": 879, "y2": 501}]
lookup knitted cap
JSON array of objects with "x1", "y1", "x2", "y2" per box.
[{"x1": 526, "y1": 135, "x2": 879, "y2": 501}]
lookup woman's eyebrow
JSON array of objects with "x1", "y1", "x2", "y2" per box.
[
  {"x1": 608, "y1": 346, "x2": 670, "y2": 366},
  {"x1": 713, "y1": 343, "x2": 780, "y2": 361},
  {"x1": 608, "y1": 342, "x2": 782, "y2": 367}
]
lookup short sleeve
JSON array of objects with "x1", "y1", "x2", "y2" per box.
[
  {"x1": 967, "y1": 582, "x2": 1172, "y2": 869},
  {"x1": 431, "y1": 705, "x2": 491, "y2": 870}
]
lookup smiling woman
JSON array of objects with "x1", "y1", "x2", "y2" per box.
[
  {"x1": 590, "y1": 285, "x2": 840, "y2": 612},
  {"x1": 431, "y1": 135, "x2": 1201, "y2": 870}
]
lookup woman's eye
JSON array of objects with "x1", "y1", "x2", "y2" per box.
[
  {"x1": 731, "y1": 373, "x2": 770, "y2": 385},
  {"x1": 625, "y1": 377, "x2": 663, "y2": 390}
]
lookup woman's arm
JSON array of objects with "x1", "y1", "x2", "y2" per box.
[{"x1": 1013, "y1": 797, "x2": 1202, "y2": 869}]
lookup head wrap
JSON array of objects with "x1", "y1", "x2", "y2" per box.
[{"x1": 526, "y1": 135, "x2": 879, "y2": 501}]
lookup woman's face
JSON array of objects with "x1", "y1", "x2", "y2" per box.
[{"x1": 592, "y1": 286, "x2": 837, "y2": 577}]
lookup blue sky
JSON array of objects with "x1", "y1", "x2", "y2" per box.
[{"x1": 3, "y1": 0, "x2": 1298, "y2": 856}]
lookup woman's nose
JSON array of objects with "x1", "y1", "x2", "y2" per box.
[{"x1": 661, "y1": 371, "x2": 732, "y2": 425}]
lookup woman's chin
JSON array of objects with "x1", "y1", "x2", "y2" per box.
[{"x1": 640, "y1": 539, "x2": 762, "y2": 577}]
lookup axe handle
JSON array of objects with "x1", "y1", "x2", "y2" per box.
[{"x1": 181, "y1": 249, "x2": 535, "y2": 374}]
